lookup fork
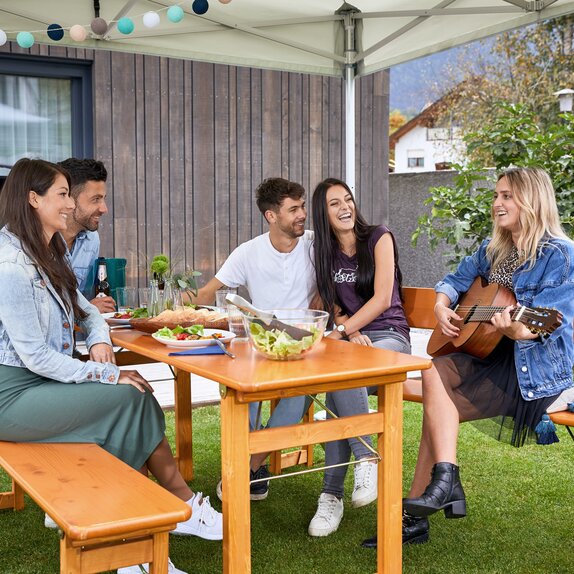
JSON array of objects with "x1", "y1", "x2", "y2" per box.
[{"x1": 211, "y1": 334, "x2": 235, "y2": 358}]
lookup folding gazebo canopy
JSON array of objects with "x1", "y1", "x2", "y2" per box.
[{"x1": 2, "y1": 0, "x2": 574, "y2": 189}]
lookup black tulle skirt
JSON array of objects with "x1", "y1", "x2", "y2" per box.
[{"x1": 433, "y1": 338, "x2": 558, "y2": 447}]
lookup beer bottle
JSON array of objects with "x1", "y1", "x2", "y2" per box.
[{"x1": 95, "y1": 258, "x2": 110, "y2": 298}]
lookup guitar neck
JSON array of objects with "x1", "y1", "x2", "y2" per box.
[{"x1": 456, "y1": 305, "x2": 525, "y2": 324}]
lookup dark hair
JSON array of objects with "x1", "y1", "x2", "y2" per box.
[
  {"x1": 312, "y1": 177, "x2": 403, "y2": 321},
  {"x1": 255, "y1": 177, "x2": 305, "y2": 217},
  {"x1": 57, "y1": 158, "x2": 107, "y2": 199},
  {"x1": 0, "y1": 158, "x2": 86, "y2": 320}
]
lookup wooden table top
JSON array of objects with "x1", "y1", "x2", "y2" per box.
[{"x1": 111, "y1": 329, "x2": 431, "y2": 393}]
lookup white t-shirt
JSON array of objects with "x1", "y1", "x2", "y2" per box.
[{"x1": 215, "y1": 230, "x2": 316, "y2": 309}]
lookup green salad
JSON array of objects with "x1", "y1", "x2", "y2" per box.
[
  {"x1": 155, "y1": 325, "x2": 205, "y2": 339},
  {"x1": 132, "y1": 306, "x2": 149, "y2": 318},
  {"x1": 248, "y1": 323, "x2": 320, "y2": 359}
]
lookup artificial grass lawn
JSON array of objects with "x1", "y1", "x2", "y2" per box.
[{"x1": 1, "y1": 401, "x2": 573, "y2": 573}]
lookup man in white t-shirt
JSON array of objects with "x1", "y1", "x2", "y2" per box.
[{"x1": 194, "y1": 177, "x2": 316, "y2": 500}]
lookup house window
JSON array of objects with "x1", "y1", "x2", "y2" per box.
[
  {"x1": 0, "y1": 55, "x2": 92, "y2": 177},
  {"x1": 407, "y1": 157, "x2": 424, "y2": 168}
]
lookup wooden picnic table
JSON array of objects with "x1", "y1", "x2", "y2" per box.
[{"x1": 111, "y1": 329, "x2": 431, "y2": 574}]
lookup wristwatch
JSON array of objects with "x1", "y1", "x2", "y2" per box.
[{"x1": 336, "y1": 323, "x2": 347, "y2": 338}]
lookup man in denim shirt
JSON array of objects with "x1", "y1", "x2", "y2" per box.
[{"x1": 58, "y1": 158, "x2": 116, "y2": 313}]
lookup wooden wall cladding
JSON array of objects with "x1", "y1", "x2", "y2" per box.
[{"x1": 0, "y1": 43, "x2": 389, "y2": 287}]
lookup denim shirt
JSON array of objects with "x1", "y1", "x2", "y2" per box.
[
  {"x1": 0, "y1": 228, "x2": 119, "y2": 384},
  {"x1": 435, "y1": 238, "x2": 574, "y2": 400},
  {"x1": 67, "y1": 230, "x2": 99, "y2": 299}
]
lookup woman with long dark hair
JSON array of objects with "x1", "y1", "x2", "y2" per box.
[
  {"x1": 307, "y1": 177, "x2": 410, "y2": 538},
  {"x1": 0, "y1": 158, "x2": 221, "y2": 574}
]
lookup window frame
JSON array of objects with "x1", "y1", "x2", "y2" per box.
[{"x1": 0, "y1": 53, "x2": 93, "y2": 160}]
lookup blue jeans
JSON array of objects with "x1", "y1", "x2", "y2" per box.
[
  {"x1": 249, "y1": 396, "x2": 313, "y2": 432},
  {"x1": 322, "y1": 329, "x2": 411, "y2": 498}
]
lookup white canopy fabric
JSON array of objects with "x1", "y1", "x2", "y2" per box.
[
  {"x1": 2, "y1": 0, "x2": 574, "y2": 188},
  {"x1": 1, "y1": 0, "x2": 573, "y2": 77}
]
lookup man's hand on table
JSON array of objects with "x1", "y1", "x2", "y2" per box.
[{"x1": 90, "y1": 295, "x2": 116, "y2": 313}]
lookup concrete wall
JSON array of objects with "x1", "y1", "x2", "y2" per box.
[{"x1": 388, "y1": 170, "x2": 456, "y2": 288}]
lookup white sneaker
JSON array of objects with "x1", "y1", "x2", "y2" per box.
[
  {"x1": 308, "y1": 493, "x2": 344, "y2": 537},
  {"x1": 171, "y1": 493, "x2": 223, "y2": 540},
  {"x1": 117, "y1": 558, "x2": 188, "y2": 574},
  {"x1": 44, "y1": 513, "x2": 57, "y2": 529},
  {"x1": 351, "y1": 460, "x2": 378, "y2": 508}
]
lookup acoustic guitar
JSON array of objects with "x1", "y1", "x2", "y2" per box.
[{"x1": 426, "y1": 276, "x2": 562, "y2": 359}]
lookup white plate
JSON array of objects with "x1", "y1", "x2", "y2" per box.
[
  {"x1": 102, "y1": 312, "x2": 133, "y2": 325},
  {"x1": 152, "y1": 328, "x2": 236, "y2": 348}
]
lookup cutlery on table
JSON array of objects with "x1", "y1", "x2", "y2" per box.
[{"x1": 211, "y1": 334, "x2": 235, "y2": 359}]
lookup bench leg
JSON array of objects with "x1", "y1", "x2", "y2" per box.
[
  {"x1": 60, "y1": 536, "x2": 82, "y2": 574},
  {"x1": 566, "y1": 426, "x2": 574, "y2": 442},
  {"x1": 0, "y1": 479, "x2": 24, "y2": 511},
  {"x1": 60, "y1": 531, "x2": 169, "y2": 574}
]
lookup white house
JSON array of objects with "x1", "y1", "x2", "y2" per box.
[{"x1": 390, "y1": 96, "x2": 466, "y2": 173}]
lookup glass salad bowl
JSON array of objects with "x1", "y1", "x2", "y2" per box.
[{"x1": 242, "y1": 309, "x2": 329, "y2": 360}]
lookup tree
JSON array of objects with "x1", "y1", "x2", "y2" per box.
[
  {"x1": 389, "y1": 109, "x2": 407, "y2": 134},
  {"x1": 412, "y1": 102, "x2": 574, "y2": 267},
  {"x1": 431, "y1": 15, "x2": 574, "y2": 149}
]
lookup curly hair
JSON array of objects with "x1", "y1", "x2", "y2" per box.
[{"x1": 255, "y1": 177, "x2": 305, "y2": 219}]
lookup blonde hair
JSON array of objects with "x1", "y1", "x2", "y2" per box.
[{"x1": 487, "y1": 167, "x2": 569, "y2": 270}]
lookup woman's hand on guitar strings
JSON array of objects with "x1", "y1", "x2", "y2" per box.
[{"x1": 435, "y1": 302, "x2": 462, "y2": 338}]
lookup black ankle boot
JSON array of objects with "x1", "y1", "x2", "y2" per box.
[
  {"x1": 403, "y1": 462, "x2": 466, "y2": 519},
  {"x1": 361, "y1": 511, "x2": 430, "y2": 548}
]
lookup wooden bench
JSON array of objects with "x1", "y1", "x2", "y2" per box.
[
  {"x1": 400, "y1": 286, "x2": 574, "y2": 440},
  {"x1": 0, "y1": 441, "x2": 191, "y2": 574}
]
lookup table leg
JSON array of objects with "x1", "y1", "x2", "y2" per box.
[
  {"x1": 378, "y1": 381, "x2": 403, "y2": 574},
  {"x1": 174, "y1": 369, "x2": 193, "y2": 481},
  {"x1": 220, "y1": 387, "x2": 251, "y2": 574}
]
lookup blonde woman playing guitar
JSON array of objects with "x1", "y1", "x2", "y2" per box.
[{"x1": 364, "y1": 167, "x2": 574, "y2": 549}]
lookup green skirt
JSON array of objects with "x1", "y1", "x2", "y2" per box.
[{"x1": 0, "y1": 364, "x2": 165, "y2": 469}]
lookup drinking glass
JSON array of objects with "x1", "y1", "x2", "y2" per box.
[
  {"x1": 216, "y1": 288, "x2": 237, "y2": 311},
  {"x1": 116, "y1": 287, "x2": 137, "y2": 311},
  {"x1": 226, "y1": 304, "x2": 247, "y2": 340},
  {"x1": 138, "y1": 287, "x2": 150, "y2": 309}
]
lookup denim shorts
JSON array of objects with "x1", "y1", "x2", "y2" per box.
[{"x1": 362, "y1": 328, "x2": 411, "y2": 354}]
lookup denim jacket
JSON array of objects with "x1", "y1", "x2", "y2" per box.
[
  {"x1": 0, "y1": 228, "x2": 119, "y2": 384},
  {"x1": 435, "y1": 238, "x2": 574, "y2": 400}
]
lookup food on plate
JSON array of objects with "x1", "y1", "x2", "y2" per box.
[
  {"x1": 247, "y1": 322, "x2": 321, "y2": 359},
  {"x1": 154, "y1": 307, "x2": 227, "y2": 324},
  {"x1": 131, "y1": 306, "x2": 149, "y2": 318},
  {"x1": 154, "y1": 325, "x2": 224, "y2": 341},
  {"x1": 113, "y1": 311, "x2": 133, "y2": 320},
  {"x1": 111, "y1": 307, "x2": 148, "y2": 320},
  {"x1": 129, "y1": 306, "x2": 228, "y2": 333}
]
